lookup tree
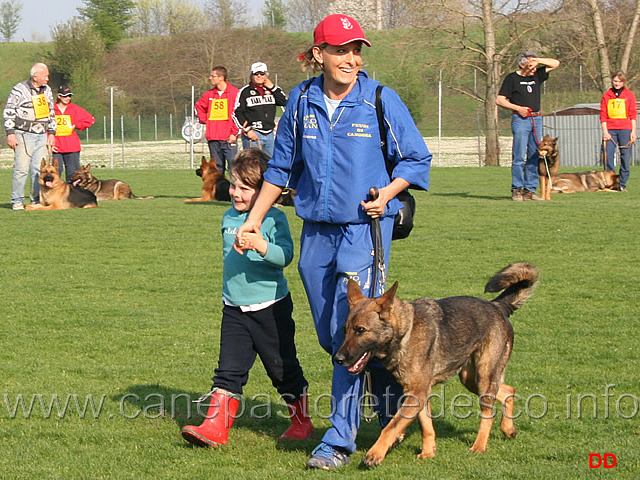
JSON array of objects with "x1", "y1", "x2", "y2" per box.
[
  {"x1": 48, "y1": 19, "x2": 106, "y2": 115},
  {"x1": 0, "y1": 0, "x2": 22, "y2": 42},
  {"x1": 204, "y1": 0, "x2": 247, "y2": 29},
  {"x1": 287, "y1": 0, "x2": 326, "y2": 32},
  {"x1": 262, "y1": 0, "x2": 287, "y2": 29},
  {"x1": 406, "y1": 0, "x2": 563, "y2": 166},
  {"x1": 78, "y1": 0, "x2": 135, "y2": 50}
]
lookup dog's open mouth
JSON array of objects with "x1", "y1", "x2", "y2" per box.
[
  {"x1": 45, "y1": 180, "x2": 54, "y2": 188},
  {"x1": 347, "y1": 351, "x2": 371, "y2": 374}
]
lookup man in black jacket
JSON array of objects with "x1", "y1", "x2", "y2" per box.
[{"x1": 233, "y1": 62, "x2": 287, "y2": 157}]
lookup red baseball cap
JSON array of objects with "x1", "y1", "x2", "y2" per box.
[{"x1": 313, "y1": 14, "x2": 371, "y2": 47}]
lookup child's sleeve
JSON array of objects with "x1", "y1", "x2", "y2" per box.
[{"x1": 261, "y1": 210, "x2": 294, "y2": 268}]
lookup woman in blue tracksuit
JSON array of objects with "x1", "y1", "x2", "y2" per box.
[{"x1": 234, "y1": 14, "x2": 432, "y2": 470}]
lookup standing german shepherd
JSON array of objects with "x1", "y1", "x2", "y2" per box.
[
  {"x1": 184, "y1": 156, "x2": 231, "y2": 202},
  {"x1": 537, "y1": 135, "x2": 559, "y2": 201},
  {"x1": 334, "y1": 262, "x2": 539, "y2": 467},
  {"x1": 27, "y1": 159, "x2": 97, "y2": 210},
  {"x1": 71, "y1": 165, "x2": 154, "y2": 200}
]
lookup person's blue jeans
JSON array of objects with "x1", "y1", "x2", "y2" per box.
[
  {"x1": 511, "y1": 114, "x2": 542, "y2": 192},
  {"x1": 53, "y1": 151, "x2": 81, "y2": 183},
  {"x1": 207, "y1": 140, "x2": 237, "y2": 176},
  {"x1": 242, "y1": 131, "x2": 275, "y2": 158},
  {"x1": 604, "y1": 129, "x2": 632, "y2": 189},
  {"x1": 12, "y1": 131, "x2": 47, "y2": 205}
]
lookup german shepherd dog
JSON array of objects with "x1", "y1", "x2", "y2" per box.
[
  {"x1": 70, "y1": 165, "x2": 154, "y2": 201},
  {"x1": 27, "y1": 159, "x2": 97, "y2": 210},
  {"x1": 334, "y1": 262, "x2": 539, "y2": 467},
  {"x1": 537, "y1": 135, "x2": 559, "y2": 201},
  {"x1": 184, "y1": 156, "x2": 231, "y2": 202},
  {"x1": 551, "y1": 169, "x2": 619, "y2": 193}
]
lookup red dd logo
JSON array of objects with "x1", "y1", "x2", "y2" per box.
[{"x1": 589, "y1": 453, "x2": 617, "y2": 468}]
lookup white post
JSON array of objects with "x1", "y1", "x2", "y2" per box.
[
  {"x1": 121, "y1": 115, "x2": 125, "y2": 167},
  {"x1": 138, "y1": 115, "x2": 141, "y2": 142},
  {"x1": 190, "y1": 85, "x2": 195, "y2": 169},
  {"x1": 110, "y1": 87, "x2": 114, "y2": 169},
  {"x1": 438, "y1": 70, "x2": 442, "y2": 167},
  {"x1": 154, "y1": 114, "x2": 158, "y2": 141}
]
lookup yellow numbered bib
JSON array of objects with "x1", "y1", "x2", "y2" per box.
[
  {"x1": 208, "y1": 98, "x2": 229, "y2": 121},
  {"x1": 607, "y1": 98, "x2": 627, "y2": 120},
  {"x1": 56, "y1": 115, "x2": 73, "y2": 136},
  {"x1": 32, "y1": 94, "x2": 49, "y2": 119}
]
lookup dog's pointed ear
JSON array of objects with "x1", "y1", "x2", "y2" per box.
[
  {"x1": 52, "y1": 157, "x2": 59, "y2": 170},
  {"x1": 346, "y1": 278, "x2": 366, "y2": 307},
  {"x1": 201, "y1": 156, "x2": 207, "y2": 165},
  {"x1": 86, "y1": 164, "x2": 91, "y2": 171},
  {"x1": 40, "y1": 158, "x2": 46, "y2": 168},
  {"x1": 376, "y1": 281, "x2": 398, "y2": 308}
]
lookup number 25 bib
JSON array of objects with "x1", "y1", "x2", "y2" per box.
[{"x1": 208, "y1": 98, "x2": 229, "y2": 121}]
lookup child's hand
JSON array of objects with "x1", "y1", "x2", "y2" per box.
[{"x1": 239, "y1": 231, "x2": 268, "y2": 256}]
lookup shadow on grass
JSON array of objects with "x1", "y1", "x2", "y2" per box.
[
  {"x1": 430, "y1": 192, "x2": 509, "y2": 201},
  {"x1": 115, "y1": 384, "x2": 494, "y2": 457},
  {"x1": 114, "y1": 384, "x2": 317, "y2": 452}
]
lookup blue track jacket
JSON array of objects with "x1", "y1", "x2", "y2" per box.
[{"x1": 264, "y1": 71, "x2": 432, "y2": 225}]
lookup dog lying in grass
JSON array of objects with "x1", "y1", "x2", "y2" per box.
[
  {"x1": 71, "y1": 165, "x2": 154, "y2": 200},
  {"x1": 551, "y1": 169, "x2": 619, "y2": 193}
]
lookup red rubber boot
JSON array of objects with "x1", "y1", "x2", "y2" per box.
[
  {"x1": 279, "y1": 394, "x2": 314, "y2": 440},
  {"x1": 182, "y1": 390, "x2": 240, "y2": 447}
]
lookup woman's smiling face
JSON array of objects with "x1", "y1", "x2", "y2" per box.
[{"x1": 314, "y1": 42, "x2": 363, "y2": 95}]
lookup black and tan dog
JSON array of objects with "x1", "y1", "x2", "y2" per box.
[
  {"x1": 537, "y1": 135, "x2": 559, "y2": 201},
  {"x1": 71, "y1": 165, "x2": 153, "y2": 201},
  {"x1": 334, "y1": 262, "x2": 539, "y2": 467},
  {"x1": 27, "y1": 159, "x2": 97, "y2": 210},
  {"x1": 184, "y1": 156, "x2": 231, "y2": 202},
  {"x1": 551, "y1": 169, "x2": 619, "y2": 193}
]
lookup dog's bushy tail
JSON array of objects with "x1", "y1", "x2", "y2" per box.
[{"x1": 485, "y1": 262, "x2": 539, "y2": 316}]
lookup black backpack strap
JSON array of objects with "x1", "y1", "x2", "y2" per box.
[{"x1": 375, "y1": 85, "x2": 393, "y2": 179}]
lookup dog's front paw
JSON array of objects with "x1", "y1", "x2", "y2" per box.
[
  {"x1": 416, "y1": 445, "x2": 436, "y2": 460},
  {"x1": 362, "y1": 446, "x2": 387, "y2": 467}
]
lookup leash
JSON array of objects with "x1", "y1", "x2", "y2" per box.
[
  {"x1": 369, "y1": 187, "x2": 386, "y2": 297},
  {"x1": 542, "y1": 155, "x2": 553, "y2": 189},
  {"x1": 361, "y1": 186, "x2": 386, "y2": 423},
  {"x1": 602, "y1": 138, "x2": 632, "y2": 170}
]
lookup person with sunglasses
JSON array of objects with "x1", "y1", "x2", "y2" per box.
[{"x1": 233, "y1": 62, "x2": 287, "y2": 157}]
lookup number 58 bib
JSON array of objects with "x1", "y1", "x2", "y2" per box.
[{"x1": 209, "y1": 98, "x2": 229, "y2": 121}]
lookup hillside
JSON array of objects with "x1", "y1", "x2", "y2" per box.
[{"x1": 0, "y1": 28, "x2": 601, "y2": 140}]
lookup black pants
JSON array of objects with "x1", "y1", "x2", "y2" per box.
[
  {"x1": 212, "y1": 294, "x2": 308, "y2": 401},
  {"x1": 207, "y1": 140, "x2": 236, "y2": 176}
]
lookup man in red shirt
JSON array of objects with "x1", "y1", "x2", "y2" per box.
[{"x1": 195, "y1": 66, "x2": 240, "y2": 176}]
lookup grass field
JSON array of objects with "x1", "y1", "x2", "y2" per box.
[{"x1": 0, "y1": 166, "x2": 638, "y2": 478}]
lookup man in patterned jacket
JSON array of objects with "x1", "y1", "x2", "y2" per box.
[{"x1": 4, "y1": 63, "x2": 57, "y2": 210}]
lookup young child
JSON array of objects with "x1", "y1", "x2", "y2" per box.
[{"x1": 181, "y1": 147, "x2": 313, "y2": 447}]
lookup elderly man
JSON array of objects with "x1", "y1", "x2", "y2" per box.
[
  {"x1": 497, "y1": 52, "x2": 560, "y2": 201},
  {"x1": 4, "y1": 63, "x2": 57, "y2": 210}
]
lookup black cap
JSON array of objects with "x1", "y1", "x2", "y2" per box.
[{"x1": 58, "y1": 85, "x2": 73, "y2": 96}]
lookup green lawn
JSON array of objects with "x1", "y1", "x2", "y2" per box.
[{"x1": 0, "y1": 167, "x2": 638, "y2": 478}]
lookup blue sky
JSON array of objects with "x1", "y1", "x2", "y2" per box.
[{"x1": 15, "y1": 0, "x2": 264, "y2": 42}]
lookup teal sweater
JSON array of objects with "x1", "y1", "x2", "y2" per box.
[{"x1": 221, "y1": 207, "x2": 294, "y2": 306}]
